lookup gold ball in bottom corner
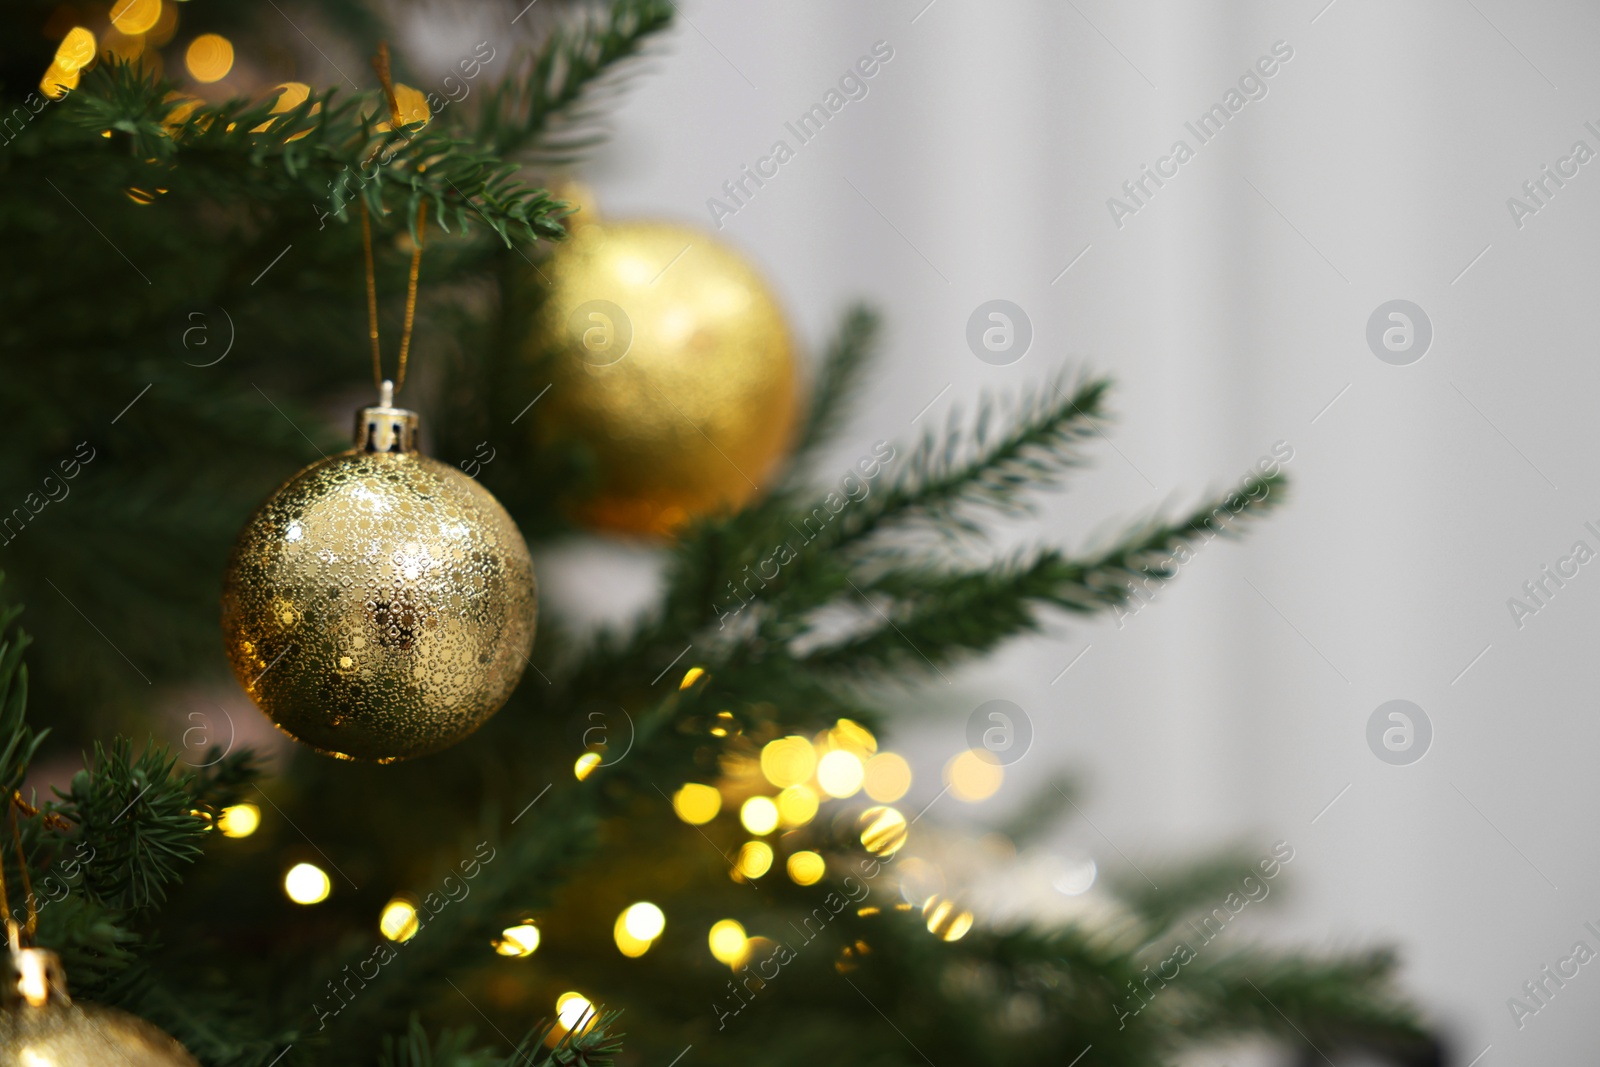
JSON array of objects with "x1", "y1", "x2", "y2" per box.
[
  {"x1": 221, "y1": 450, "x2": 538, "y2": 762},
  {"x1": 0, "y1": 1001, "x2": 200, "y2": 1066},
  {"x1": 526, "y1": 219, "x2": 800, "y2": 537}
]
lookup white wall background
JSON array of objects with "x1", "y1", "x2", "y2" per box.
[{"x1": 521, "y1": 1, "x2": 1600, "y2": 1062}]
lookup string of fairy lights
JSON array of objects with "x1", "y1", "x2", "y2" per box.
[{"x1": 196, "y1": 664, "x2": 1001, "y2": 1027}]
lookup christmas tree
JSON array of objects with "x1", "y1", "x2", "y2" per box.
[{"x1": 0, "y1": 1, "x2": 1436, "y2": 1064}]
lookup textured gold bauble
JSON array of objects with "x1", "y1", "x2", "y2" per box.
[
  {"x1": 528, "y1": 218, "x2": 800, "y2": 536},
  {"x1": 0, "y1": 946, "x2": 196, "y2": 1067},
  {"x1": 0, "y1": 1001, "x2": 199, "y2": 1066},
  {"x1": 221, "y1": 393, "x2": 537, "y2": 762}
]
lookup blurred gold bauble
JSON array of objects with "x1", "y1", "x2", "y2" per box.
[
  {"x1": 528, "y1": 216, "x2": 800, "y2": 535},
  {"x1": 0, "y1": 947, "x2": 197, "y2": 1066},
  {"x1": 221, "y1": 390, "x2": 537, "y2": 762},
  {"x1": 0, "y1": 1002, "x2": 198, "y2": 1066}
]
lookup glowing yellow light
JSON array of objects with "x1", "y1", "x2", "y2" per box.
[
  {"x1": 55, "y1": 27, "x2": 97, "y2": 72},
  {"x1": 863, "y1": 752, "x2": 912, "y2": 802},
  {"x1": 110, "y1": 0, "x2": 162, "y2": 35},
  {"x1": 827, "y1": 718, "x2": 878, "y2": 755},
  {"x1": 380, "y1": 898, "x2": 419, "y2": 942},
  {"x1": 162, "y1": 93, "x2": 204, "y2": 134},
  {"x1": 270, "y1": 82, "x2": 311, "y2": 112},
  {"x1": 859, "y1": 805, "x2": 908, "y2": 856},
  {"x1": 40, "y1": 61, "x2": 79, "y2": 100},
  {"x1": 709, "y1": 709, "x2": 736, "y2": 738},
  {"x1": 817, "y1": 750, "x2": 864, "y2": 798},
  {"x1": 185, "y1": 33, "x2": 234, "y2": 83},
  {"x1": 945, "y1": 749, "x2": 1004, "y2": 802},
  {"x1": 494, "y1": 922, "x2": 541, "y2": 957},
  {"x1": 375, "y1": 84, "x2": 431, "y2": 132},
  {"x1": 672, "y1": 783, "x2": 721, "y2": 825},
  {"x1": 284, "y1": 862, "x2": 330, "y2": 904},
  {"x1": 923, "y1": 896, "x2": 974, "y2": 941},
  {"x1": 760, "y1": 735, "x2": 816, "y2": 787},
  {"x1": 740, "y1": 796, "x2": 779, "y2": 835},
  {"x1": 622, "y1": 901, "x2": 665, "y2": 941},
  {"x1": 776, "y1": 784, "x2": 819, "y2": 827},
  {"x1": 15, "y1": 949, "x2": 49, "y2": 1007},
  {"x1": 787, "y1": 850, "x2": 825, "y2": 886},
  {"x1": 216, "y1": 803, "x2": 260, "y2": 838},
  {"x1": 251, "y1": 82, "x2": 319, "y2": 140},
  {"x1": 615, "y1": 901, "x2": 665, "y2": 958},
  {"x1": 679, "y1": 666, "x2": 705, "y2": 690},
  {"x1": 574, "y1": 752, "x2": 602, "y2": 780},
  {"x1": 734, "y1": 840, "x2": 773, "y2": 880},
  {"x1": 708, "y1": 918, "x2": 747, "y2": 964},
  {"x1": 556, "y1": 992, "x2": 596, "y2": 1032},
  {"x1": 614, "y1": 915, "x2": 651, "y2": 957}
]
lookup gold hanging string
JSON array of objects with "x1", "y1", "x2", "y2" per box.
[
  {"x1": 10, "y1": 810, "x2": 34, "y2": 941},
  {"x1": 360, "y1": 199, "x2": 383, "y2": 391},
  {"x1": 395, "y1": 199, "x2": 427, "y2": 395},
  {"x1": 0, "y1": 806, "x2": 37, "y2": 950},
  {"x1": 358, "y1": 197, "x2": 429, "y2": 397},
  {"x1": 359, "y1": 42, "x2": 427, "y2": 398}
]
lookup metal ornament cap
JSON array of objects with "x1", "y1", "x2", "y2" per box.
[{"x1": 220, "y1": 384, "x2": 538, "y2": 762}]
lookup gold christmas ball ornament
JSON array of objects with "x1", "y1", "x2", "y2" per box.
[
  {"x1": 0, "y1": 945, "x2": 199, "y2": 1066},
  {"x1": 221, "y1": 384, "x2": 537, "y2": 762},
  {"x1": 527, "y1": 215, "x2": 800, "y2": 536}
]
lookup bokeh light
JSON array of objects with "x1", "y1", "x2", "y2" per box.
[
  {"x1": 734, "y1": 840, "x2": 773, "y2": 880},
  {"x1": 40, "y1": 62, "x2": 79, "y2": 99},
  {"x1": 185, "y1": 33, "x2": 234, "y2": 83},
  {"x1": 380, "y1": 898, "x2": 419, "y2": 942},
  {"x1": 679, "y1": 665, "x2": 705, "y2": 689},
  {"x1": 494, "y1": 921, "x2": 541, "y2": 957},
  {"x1": 216, "y1": 803, "x2": 259, "y2": 838},
  {"x1": 622, "y1": 901, "x2": 665, "y2": 941},
  {"x1": 614, "y1": 904, "x2": 662, "y2": 958},
  {"x1": 55, "y1": 28, "x2": 97, "y2": 72},
  {"x1": 923, "y1": 896, "x2": 974, "y2": 941},
  {"x1": 556, "y1": 992, "x2": 595, "y2": 1032},
  {"x1": 739, "y1": 795, "x2": 779, "y2": 835},
  {"x1": 284, "y1": 862, "x2": 330, "y2": 904},
  {"x1": 574, "y1": 751, "x2": 601, "y2": 780},
  {"x1": 863, "y1": 752, "x2": 912, "y2": 802},
  {"x1": 787, "y1": 850, "x2": 825, "y2": 886},
  {"x1": 827, "y1": 718, "x2": 877, "y2": 755},
  {"x1": 817, "y1": 749, "x2": 864, "y2": 798},
  {"x1": 859, "y1": 805, "x2": 908, "y2": 856},
  {"x1": 1054, "y1": 856, "x2": 1098, "y2": 896},
  {"x1": 944, "y1": 749, "x2": 1004, "y2": 802},
  {"x1": 760, "y1": 735, "x2": 816, "y2": 787},
  {"x1": 110, "y1": 0, "x2": 162, "y2": 35},
  {"x1": 708, "y1": 919, "x2": 747, "y2": 965},
  {"x1": 672, "y1": 782, "x2": 721, "y2": 825},
  {"x1": 776, "y1": 783, "x2": 819, "y2": 827}
]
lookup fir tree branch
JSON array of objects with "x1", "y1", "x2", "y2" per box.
[
  {"x1": 476, "y1": 0, "x2": 676, "y2": 162},
  {"x1": 1177, "y1": 949, "x2": 1430, "y2": 1050},
  {"x1": 783, "y1": 304, "x2": 881, "y2": 480},
  {"x1": 49, "y1": 62, "x2": 568, "y2": 246},
  {"x1": 0, "y1": 595, "x2": 43, "y2": 798},
  {"x1": 838, "y1": 375, "x2": 1114, "y2": 541},
  {"x1": 802, "y1": 474, "x2": 1287, "y2": 676},
  {"x1": 53, "y1": 740, "x2": 211, "y2": 912}
]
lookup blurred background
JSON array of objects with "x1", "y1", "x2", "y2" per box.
[{"x1": 524, "y1": 2, "x2": 1600, "y2": 1062}]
